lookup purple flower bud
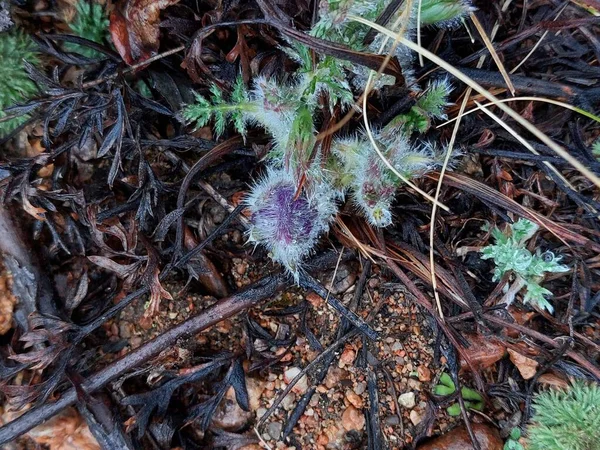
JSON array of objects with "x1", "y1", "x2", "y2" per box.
[{"x1": 245, "y1": 168, "x2": 338, "y2": 280}]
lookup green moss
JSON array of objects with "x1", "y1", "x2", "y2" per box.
[
  {"x1": 0, "y1": 30, "x2": 39, "y2": 136},
  {"x1": 527, "y1": 382, "x2": 600, "y2": 450},
  {"x1": 65, "y1": 0, "x2": 109, "y2": 58}
]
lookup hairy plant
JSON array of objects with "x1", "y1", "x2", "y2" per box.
[
  {"x1": 181, "y1": 0, "x2": 457, "y2": 274},
  {"x1": 331, "y1": 133, "x2": 437, "y2": 227},
  {"x1": 0, "y1": 30, "x2": 39, "y2": 136},
  {"x1": 244, "y1": 167, "x2": 338, "y2": 281},
  {"x1": 65, "y1": 0, "x2": 109, "y2": 58},
  {"x1": 526, "y1": 382, "x2": 600, "y2": 450},
  {"x1": 386, "y1": 78, "x2": 453, "y2": 133},
  {"x1": 480, "y1": 218, "x2": 569, "y2": 313}
]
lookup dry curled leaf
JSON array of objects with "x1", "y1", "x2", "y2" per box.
[
  {"x1": 141, "y1": 236, "x2": 172, "y2": 321},
  {"x1": 459, "y1": 333, "x2": 507, "y2": 372},
  {"x1": 22, "y1": 195, "x2": 46, "y2": 221},
  {"x1": 508, "y1": 348, "x2": 539, "y2": 380},
  {"x1": 110, "y1": 0, "x2": 180, "y2": 65}
]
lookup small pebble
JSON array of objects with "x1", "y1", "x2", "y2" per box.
[
  {"x1": 267, "y1": 422, "x2": 282, "y2": 440},
  {"x1": 410, "y1": 410, "x2": 424, "y2": 426},
  {"x1": 345, "y1": 390, "x2": 364, "y2": 409},
  {"x1": 341, "y1": 406, "x2": 365, "y2": 431},
  {"x1": 354, "y1": 382, "x2": 367, "y2": 396},
  {"x1": 284, "y1": 367, "x2": 308, "y2": 394},
  {"x1": 384, "y1": 416, "x2": 400, "y2": 426},
  {"x1": 408, "y1": 379, "x2": 422, "y2": 391},
  {"x1": 281, "y1": 392, "x2": 297, "y2": 411},
  {"x1": 256, "y1": 408, "x2": 267, "y2": 419},
  {"x1": 398, "y1": 392, "x2": 416, "y2": 409},
  {"x1": 339, "y1": 347, "x2": 356, "y2": 367},
  {"x1": 417, "y1": 366, "x2": 432, "y2": 382}
]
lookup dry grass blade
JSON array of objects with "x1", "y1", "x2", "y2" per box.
[
  {"x1": 428, "y1": 84, "x2": 469, "y2": 320},
  {"x1": 510, "y1": 2, "x2": 568, "y2": 73},
  {"x1": 387, "y1": 243, "x2": 468, "y2": 308},
  {"x1": 430, "y1": 171, "x2": 600, "y2": 252},
  {"x1": 472, "y1": 100, "x2": 584, "y2": 204},
  {"x1": 438, "y1": 96, "x2": 600, "y2": 127},
  {"x1": 469, "y1": 12, "x2": 515, "y2": 95},
  {"x1": 358, "y1": 0, "x2": 451, "y2": 212},
  {"x1": 347, "y1": 15, "x2": 600, "y2": 190}
]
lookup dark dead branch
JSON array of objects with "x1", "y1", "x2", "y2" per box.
[{"x1": 0, "y1": 274, "x2": 287, "y2": 445}]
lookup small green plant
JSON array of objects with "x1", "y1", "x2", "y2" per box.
[
  {"x1": 65, "y1": 0, "x2": 109, "y2": 58},
  {"x1": 419, "y1": 0, "x2": 474, "y2": 27},
  {"x1": 526, "y1": 382, "x2": 600, "y2": 450},
  {"x1": 480, "y1": 218, "x2": 569, "y2": 313},
  {"x1": 433, "y1": 372, "x2": 484, "y2": 416},
  {"x1": 385, "y1": 79, "x2": 453, "y2": 134},
  {"x1": 244, "y1": 167, "x2": 339, "y2": 280},
  {"x1": 0, "y1": 30, "x2": 39, "y2": 136},
  {"x1": 504, "y1": 427, "x2": 525, "y2": 450},
  {"x1": 181, "y1": 0, "x2": 459, "y2": 276}
]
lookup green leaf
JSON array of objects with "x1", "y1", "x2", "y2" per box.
[
  {"x1": 527, "y1": 382, "x2": 600, "y2": 450},
  {"x1": 434, "y1": 384, "x2": 455, "y2": 396},
  {"x1": 511, "y1": 218, "x2": 538, "y2": 244},
  {"x1": 447, "y1": 403, "x2": 462, "y2": 416},
  {"x1": 461, "y1": 386, "x2": 483, "y2": 402},
  {"x1": 439, "y1": 373, "x2": 455, "y2": 390},
  {"x1": 522, "y1": 281, "x2": 555, "y2": 313},
  {"x1": 480, "y1": 218, "x2": 569, "y2": 314},
  {"x1": 416, "y1": 79, "x2": 452, "y2": 119},
  {"x1": 510, "y1": 428, "x2": 521, "y2": 440},
  {"x1": 180, "y1": 76, "x2": 252, "y2": 139},
  {"x1": 420, "y1": 0, "x2": 473, "y2": 26}
]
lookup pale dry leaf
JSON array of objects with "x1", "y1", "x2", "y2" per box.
[{"x1": 508, "y1": 348, "x2": 539, "y2": 380}]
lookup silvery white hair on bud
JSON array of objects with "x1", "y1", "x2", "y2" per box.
[
  {"x1": 244, "y1": 166, "x2": 339, "y2": 282},
  {"x1": 332, "y1": 132, "x2": 438, "y2": 227}
]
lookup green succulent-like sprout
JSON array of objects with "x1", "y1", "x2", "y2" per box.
[
  {"x1": 65, "y1": 0, "x2": 109, "y2": 58},
  {"x1": 526, "y1": 382, "x2": 600, "y2": 450},
  {"x1": 433, "y1": 373, "x2": 484, "y2": 416},
  {"x1": 481, "y1": 218, "x2": 569, "y2": 313},
  {"x1": 0, "y1": 30, "x2": 39, "y2": 136},
  {"x1": 504, "y1": 428, "x2": 525, "y2": 450}
]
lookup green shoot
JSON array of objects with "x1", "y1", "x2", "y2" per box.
[
  {"x1": 433, "y1": 372, "x2": 484, "y2": 416},
  {"x1": 481, "y1": 218, "x2": 569, "y2": 313},
  {"x1": 504, "y1": 428, "x2": 525, "y2": 450},
  {"x1": 180, "y1": 77, "x2": 252, "y2": 138}
]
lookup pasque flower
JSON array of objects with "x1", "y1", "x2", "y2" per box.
[{"x1": 245, "y1": 167, "x2": 338, "y2": 281}]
